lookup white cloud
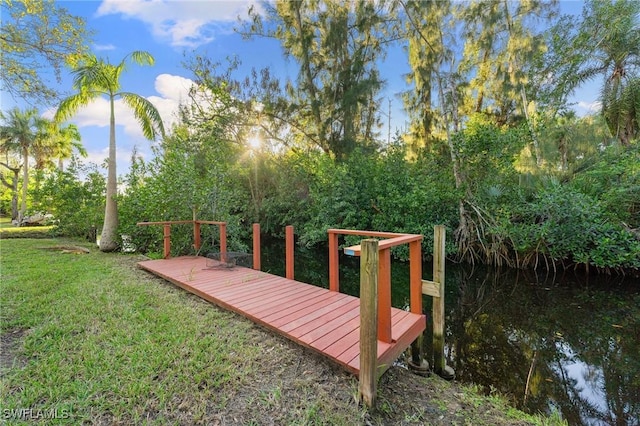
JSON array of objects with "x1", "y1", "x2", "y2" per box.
[
  {"x1": 96, "y1": 0, "x2": 262, "y2": 48},
  {"x1": 94, "y1": 43, "x2": 116, "y2": 51},
  {"x1": 576, "y1": 100, "x2": 602, "y2": 115},
  {"x1": 83, "y1": 145, "x2": 138, "y2": 171},
  {"x1": 45, "y1": 73, "x2": 196, "y2": 143}
]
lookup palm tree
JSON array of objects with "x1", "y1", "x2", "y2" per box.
[
  {"x1": 0, "y1": 126, "x2": 21, "y2": 221},
  {"x1": 55, "y1": 51, "x2": 165, "y2": 252},
  {"x1": 0, "y1": 107, "x2": 48, "y2": 222},
  {"x1": 31, "y1": 122, "x2": 85, "y2": 171},
  {"x1": 53, "y1": 124, "x2": 85, "y2": 171},
  {"x1": 575, "y1": 0, "x2": 640, "y2": 146}
]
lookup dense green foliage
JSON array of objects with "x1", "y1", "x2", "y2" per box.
[
  {"x1": 31, "y1": 158, "x2": 105, "y2": 239},
  {"x1": 0, "y1": 0, "x2": 91, "y2": 105},
  {"x1": 2, "y1": 0, "x2": 639, "y2": 274}
]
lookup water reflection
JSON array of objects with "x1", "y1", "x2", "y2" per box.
[
  {"x1": 260, "y1": 241, "x2": 640, "y2": 425},
  {"x1": 444, "y1": 266, "x2": 639, "y2": 425}
]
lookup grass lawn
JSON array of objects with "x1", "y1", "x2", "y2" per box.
[
  {"x1": 0, "y1": 238, "x2": 565, "y2": 425},
  {"x1": 0, "y1": 217, "x2": 53, "y2": 238}
]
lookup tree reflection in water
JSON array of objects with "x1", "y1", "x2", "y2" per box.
[{"x1": 444, "y1": 266, "x2": 639, "y2": 425}]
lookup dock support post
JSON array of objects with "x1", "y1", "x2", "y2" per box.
[
  {"x1": 163, "y1": 224, "x2": 171, "y2": 259},
  {"x1": 433, "y1": 225, "x2": 453, "y2": 379},
  {"x1": 286, "y1": 225, "x2": 294, "y2": 280},
  {"x1": 408, "y1": 239, "x2": 427, "y2": 374},
  {"x1": 328, "y1": 231, "x2": 339, "y2": 292},
  {"x1": 193, "y1": 209, "x2": 201, "y2": 252},
  {"x1": 359, "y1": 239, "x2": 379, "y2": 408},
  {"x1": 253, "y1": 223, "x2": 261, "y2": 270},
  {"x1": 220, "y1": 223, "x2": 227, "y2": 263},
  {"x1": 377, "y1": 248, "x2": 392, "y2": 343}
]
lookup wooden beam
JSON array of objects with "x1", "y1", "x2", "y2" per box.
[
  {"x1": 286, "y1": 225, "x2": 294, "y2": 280},
  {"x1": 432, "y1": 225, "x2": 446, "y2": 376},
  {"x1": 193, "y1": 221, "x2": 201, "y2": 251},
  {"x1": 344, "y1": 244, "x2": 361, "y2": 256},
  {"x1": 343, "y1": 234, "x2": 423, "y2": 257},
  {"x1": 220, "y1": 223, "x2": 227, "y2": 263},
  {"x1": 328, "y1": 231, "x2": 339, "y2": 292},
  {"x1": 253, "y1": 223, "x2": 261, "y2": 270},
  {"x1": 163, "y1": 224, "x2": 171, "y2": 259},
  {"x1": 359, "y1": 239, "x2": 379, "y2": 408},
  {"x1": 328, "y1": 228, "x2": 411, "y2": 238},
  {"x1": 409, "y1": 240, "x2": 422, "y2": 314},
  {"x1": 377, "y1": 248, "x2": 392, "y2": 343},
  {"x1": 421, "y1": 280, "x2": 441, "y2": 298}
]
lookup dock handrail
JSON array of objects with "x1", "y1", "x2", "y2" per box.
[
  {"x1": 327, "y1": 229, "x2": 423, "y2": 344},
  {"x1": 137, "y1": 220, "x2": 227, "y2": 259}
]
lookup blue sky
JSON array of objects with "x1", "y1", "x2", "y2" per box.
[{"x1": 6, "y1": 1, "x2": 600, "y2": 175}]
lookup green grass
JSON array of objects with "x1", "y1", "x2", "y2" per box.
[
  {"x1": 0, "y1": 238, "x2": 361, "y2": 425},
  {"x1": 0, "y1": 238, "x2": 566, "y2": 425},
  {"x1": 0, "y1": 217, "x2": 53, "y2": 238}
]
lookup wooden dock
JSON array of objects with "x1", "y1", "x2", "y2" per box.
[{"x1": 138, "y1": 255, "x2": 426, "y2": 376}]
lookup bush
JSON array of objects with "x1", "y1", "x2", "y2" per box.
[
  {"x1": 506, "y1": 185, "x2": 640, "y2": 270},
  {"x1": 33, "y1": 159, "x2": 104, "y2": 240}
]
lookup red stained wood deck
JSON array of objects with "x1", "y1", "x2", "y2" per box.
[{"x1": 138, "y1": 256, "x2": 426, "y2": 376}]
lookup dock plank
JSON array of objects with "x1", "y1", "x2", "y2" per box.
[{"x1": 138, "y1": 256, "x2": 426, "y2": 376}]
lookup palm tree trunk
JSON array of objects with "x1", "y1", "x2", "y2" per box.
[
  {"x1": 0, "y1": 168, "x2": 19, "y2": 221},
  {"x1": 20, "y1": 145, "x2": 29, "y2": 222},
  {"x1": 100, "y1": 96, "x2": 119, "y2": 252}
]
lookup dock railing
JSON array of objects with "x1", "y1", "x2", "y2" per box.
[
  {"x1": 328, "y1": 229, "x2": 423, "y2": 344},
  {"x1": 137, "y1": 220, "x2": 227, "y2": 260},
  {"x1": 330, "y1": 226, "x2": 451, "y2": 407}
]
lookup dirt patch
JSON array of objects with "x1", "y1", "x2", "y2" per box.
[
  {"x1": 0, "y1": 328, "x2": 28, "y2": 373},
  {"x1": 38, "y1": 245, "x2": 91, "y2": 254}
]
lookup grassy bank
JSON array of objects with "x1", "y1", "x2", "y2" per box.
[
  {"x1": 0, "y1": 238, "x2": 565, "y2": 425},
  {"x1": 0, "y1": 217, "x2": 53, "y2": 239}
]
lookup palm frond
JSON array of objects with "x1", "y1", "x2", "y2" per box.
[
  {"x1": 71, "y1": 55, "x2": 104, "y2": 90},
  {"x1": 120, "y1": 92, "x2": 166, "y2": 140},
  {"x1": 55, "y1": 91, "x2": 100, "y2": 123},
  {"x1": 115, "y1": 51, "x2": 155, "y2": 80},
  {"x1": 129, "y1": 51, "x2": 155, "y2": 67}
]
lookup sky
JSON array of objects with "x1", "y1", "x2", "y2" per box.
[{"x1": 3, "y1": 0, "x2": 600, "y2": 176}]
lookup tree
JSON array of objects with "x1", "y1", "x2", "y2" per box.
[
  {"x1": 55, "y1": 51, "x2": 165, "y2": 252},
  {"x1": 0, "y1": 147, "x2": 21, "y2": 221},
  {"x1": 399, "y1": 0, "x2": 451, "y2": 154},
  {"x1": 0, "y1": 0, "x2": 91, "y2": 105},
  {"x1": 0, "y1": 107, "x2": 48, "y2": 221},
  {"x1": 572, "y1": 0, "x2": 640, "y2": 146},
  {"x1": 32, "y1": 123, "x2": 85, "y2": 171},
  {"x1": 245, "y1": 0, "x2": 389, "y2": 159}
]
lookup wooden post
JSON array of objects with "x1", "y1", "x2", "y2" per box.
[
  {"x1": 409, "y1": 240, "x2": 422, "y2": 314},
  {"x1": 359, "y1": 239, "x2": 379, "y2": 408},
  {"x1": 328, "y1": 231, "x2": 339, "y2": 292},
  {"x1": 433, "y1": 225, "x2": 446, "y2": 376},
  {"x1": 253, "y1": 223, "x2": 261, "y2": 270},
  {"x1": 285, "y1": 225, "x2": 294, "y2": 280},
  {"x1": 220, "y1": 223, "x2": 227, "y2": 263},
  {"x1": 377, "y1": 248, "x2": 392, "y2": 343},
  {"x1": 193, "y1": 222, "x2": 201, "y2": 251},
  {"x1": 163, "y1": 224, "x2": 171, "y2": 259},
  {"x1": 193, "y1": 209, "x2": 201, "y2": 252},
  {"x1": 409, "y1": 239, "x2": 424, "y2": 370}
]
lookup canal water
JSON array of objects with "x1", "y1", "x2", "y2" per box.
[{"x1": 260, "y1": 241, "x2": 640, "y2": 425}]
